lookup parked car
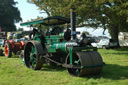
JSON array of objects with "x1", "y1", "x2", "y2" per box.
[{"x1": 91, "y1": 39, "x2": 117, "y2": 49}]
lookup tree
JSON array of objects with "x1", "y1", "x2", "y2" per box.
[
  {"x1": 27, "y1": 0, "x2": 128, "y2": 46},
  {"x1": 17, "y1": 28, "x2": 23, "y2": 31},
  {"x1": 0, "y1": 0, "x2": 22, "y2": 32}
]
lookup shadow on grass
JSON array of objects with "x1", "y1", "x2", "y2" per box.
[
  {"x1": 40, "y1": 63, "x2": 128, "y2": 80},
  {"x1": 0, "y1": 56, "x2": 5, "y2": 57},
  {"x1": 85, "y1": 64, "x2": 128, "y2": 80},
  {"x1": 100, "y1": 47, "x2": 128, "y2": 56},
  {"x1": 115, "y1": 47, "x2": 128, "y2": 51},
  {"x1": 41, "y1": 65, "x2": 66, "y2": 72},
  {"x1": 101, "y1": 64, "x2": 128, "y2": 80},
  {"x1": 10, "y1": 55, "x2": 19, "y2": 58},
  {"x1": 0, "y1": 54, "x2": 19, "y2": 58},
  {"x1": 104, "y1": 52, "x2": 128, "y2": 56}
]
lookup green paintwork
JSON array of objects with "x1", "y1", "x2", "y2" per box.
[
  {"x1": 45, "y1": 35, "x2": 60, "y2": 44},
  {"x1": 74, "y1": 59, "x2": 80, "y2": 65},
  {"x1": 20, "y1": 19, "x2": 44, "y2": 26},
  {"x1": 45, "y1": 34, "x2": 67, "y2": 53},
  {"x1": 33, "y1": 33, "x2": 41, "y2": 42},
  {"x1": 20, "y1": 16, "x2": 70, "y2": 26},
  {"x1": 48, "y1": 42, "x2": 66, "y2": 53},
  {"x1": 30, "y1": 31, "x2": 66, "y2": 53},
  {"x1": 59, "y1": 32, "x2": 64, "y2": 39},
  {"x1": 69, "y1": 48, "x2": 73, "y2": 64},
  {"x1": 22, "y1": 58, "x2": 25, "y2": 65},
  {"x1": 55, "y1": 42, "x2": 66, "y2": 52},
  {"x1": 29, "y1": 46, "x2": 37, "y2": 67}
]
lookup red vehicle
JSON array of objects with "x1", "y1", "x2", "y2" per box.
[{"x1": 4, "y1": 40, "x2": 26, "y2": 58}]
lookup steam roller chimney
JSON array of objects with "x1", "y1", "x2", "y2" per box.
[{"x1": 70, "y1": 8, "x2": 76, "y2": 40}]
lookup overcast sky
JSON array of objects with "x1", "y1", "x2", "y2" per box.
[{"x1": 14, "y1": 0, "x2": 110, "y2": 38}]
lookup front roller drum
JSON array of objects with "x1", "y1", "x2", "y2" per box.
[
  {"x1": 24, "y1": 41, "x2": 44, "y2": 70},
  {"x1": 66, "y1": 51, "x2": 103, "y2": 76}
]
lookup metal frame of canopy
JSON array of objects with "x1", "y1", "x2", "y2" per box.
[{"x1": 20, "y1": 16, "x2": 70, "y2": 26}]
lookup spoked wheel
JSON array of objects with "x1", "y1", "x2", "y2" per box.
[
  {"x1": 5, "y1": 43, "x2": 12, "y2": 58},
  {"x1": 66, "y1": 52, "x2": 82, "y2": 76},
  {"x1": 66, "y1": 51, "x2": 103, "y2": 76},
  {"x1": 24, "y1": 41, "x2": 44, "y2": 70}
]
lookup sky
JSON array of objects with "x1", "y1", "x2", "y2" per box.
[
  {"x1": 14, "y1": 0, "x2": 46, "y2": 30},
  {"x1": 15, "y1": 0, "x2": 48, "y2": 21},
  {"x1": 14, "y1": 0, "x2": 110, "y2": 38}
]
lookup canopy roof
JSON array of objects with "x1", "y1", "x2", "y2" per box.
[{"x1": 20, "y1": 16, "x2": 70, "y2": 26}]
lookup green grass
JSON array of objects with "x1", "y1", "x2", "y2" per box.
[{"x1": 0, "y1": 48, "x2": 128, "y2": 85}]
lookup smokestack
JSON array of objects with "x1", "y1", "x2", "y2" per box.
[{"x1": 70, "y1": 8, "x2": 76, "y2": 40}]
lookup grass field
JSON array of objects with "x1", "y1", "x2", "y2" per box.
[{"x1": 0, "y1": 48, "x2": 128, "y2": 85}]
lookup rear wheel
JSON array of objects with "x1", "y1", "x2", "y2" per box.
[
  {"x1": 24, "y1": 41, "x2": 44, "y2": 70},
  {"x1": 5, "y1": 43, "x2": 12, "y2": 58}
]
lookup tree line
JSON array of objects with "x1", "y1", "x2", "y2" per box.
[{"x1": 0, "y1": 0, "x2": 22, "y2": 32}]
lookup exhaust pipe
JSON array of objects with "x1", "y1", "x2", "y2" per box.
[{"x1": 70, "y1": 8, "x2": 76, "y2": 40}]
